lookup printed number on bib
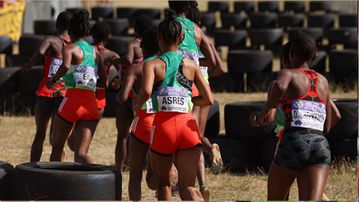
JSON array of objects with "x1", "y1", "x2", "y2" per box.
[
  {"x1": 290, "y1": 99, "x2": 326, "y2": 131},
  {"x1": 48, "y1": 58, "x2": 63, "y2": 78},
  {"x1": 145, "y1": 99, "x2": 154, "y2": 113},
  {"x1": 157, "y1": 86, "x2": 189, "y2": 113},
  {"x1": 74, "y1": 65, "x2": 97, "y2": 89}
]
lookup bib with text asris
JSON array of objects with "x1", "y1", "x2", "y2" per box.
[
  {"x1": 157, "y1": 86, "x2": 189, "y2": 113},
  {"x1": 291, "y1": 99, "x2": 326, "y2": 131}
]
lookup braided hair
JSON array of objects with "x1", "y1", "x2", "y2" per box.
[
  {"x1": 158, "y1": 10, "x2": 182, "y2": 45},
  {"x1": 69, "y1": 9, "x2": 90, "y2": 39}
]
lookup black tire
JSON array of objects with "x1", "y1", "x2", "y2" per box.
[
  {"x1": 258, "y1": 136, "x2": 278, "y2": 172},
  {"x1": 309, "y1": 51, "x2": 326, "y2": 73},
  {"x1": 0, "y1": 161, "x2": 14, "y2": 200},
  {"x1": 284, "y1": 1, "x2": 305, "y2": 13},
  {"x1": 234, "y1": 2, "x2": 255, "y2": 14},
  {"x1": 339, "y1": 14, "x2": 358, "y2": 27},
  {"x1": 91, "y1": 6, "x2": 114, "y2": 21},
  {"x1": 206, "y1": 137, "x2": 258, "y2": 172},
  {"x1": 0, "y1": 36, "x2": 13, "y2": 54},
  {"x1": 307, "y1": 14, "x2": 335, "y2": 29},
  {"x1": 16, "y1": 66, "x2": 42, "y2": 96},
  {"x1": 106, "y1": 36, "x2": 135, "y2": 56},
  {"x1": 220, "y1": 13, "x2": 248, "y2": 30},
  {"x1": 0, "y1": 67, "x2": 20, "y2": 94},
  {"x1": 225, "y1": 102, "x2": 276, "y2": 140},
  {"x1": 329, "y1": 138, "x2": 357, "y2": 160},
  {"x1": 214, "y1": 29, "x2": 248, "y2": 49},
  {"x1": 19, "y1": 34, "x2": 44, "y2": 57},
  {"x1": 104, "y1": 19, "x2": 129, "y2": 36},
  {"x1": 208, "y1": 1, "x2": 229, "y2": 13},
  {"x1": 33, "y1": 20, "x2": 57, "y2": 35},
  {"x1": 327, "y1": 100, "x2": 358, "y2": 141},
  {"x1": 278, "y1": 13, "x2": 305, "y2": 29},
  {"x1": 103, "y1": 91, "x2": 117, "y2": 117},
  {"x1": 249, "y1": 13, "x2": 278, "y2": 29},
  {"x1": 258, "y1": 1, "x2": 279, "y2": 12},
  {"x1": 228, "y1": 50, "x2": 273, "y2": 75},
  {"x1": 204, "y1": 100, "x2": 220, "y2": 138},
  {"x1": 12, "y1": 162, "x2": 121, "y2": 200}
]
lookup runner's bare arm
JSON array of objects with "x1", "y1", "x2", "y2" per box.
[
  {"x1": 324, "y1": 93, "x2": 332, "y2": 134},
  {"x1": 23, "y1": 36, "x2": 53, "y2": 71},
  {"x1": 134, "y1": 60, "x2": 155, "y2": 111},
  {"x1": 191, "y1": 60, "x2": 214, "y2": 106},
  {"x1": 329, "y1": 99, "x2": 341, "y2": 128},
  {"x1": 45, "y1": 45, "x2": 73, "y2": 89},
  {"x1": 112, "y1": 42, "x2": 136, "y2": 69},
  {"x1": 97, "y1": 52, "x2": 107, "y2": 89},
  {"x1": 258, "y1": 70, "x2": 292, "y2": 124},
  {"x1": 118, "y1": 68, "x2": 136, "y2": 104},
  {"x1": 196, "y1": 26, "x2": 224, "y2": 77}
]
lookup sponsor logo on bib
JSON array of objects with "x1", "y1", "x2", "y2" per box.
[
  {"x1": 48, "y1": 58, "x2": 63, "y2": 78},
  {"x1": 290, "y1": 99, "x2": 326, "y2": 131},
  {"x1": 157, "y1": 86, "x2": 189, "y2": 113},
  {"x1": 74, "y1": 65, "x2": 97, "y2": 89}
]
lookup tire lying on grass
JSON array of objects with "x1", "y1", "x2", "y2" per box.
[
  {"x1": 12, "y1": 162, "x2": 121, "y2": 200},
  {"x1": 206, "y1": 137, "x2": 258, "y2": 172},
  {"x1": 329, "y1": 138, "x2": 357, "y2": 160},
  {"x1": 327, "y1": 99, "x2": 358, "y2": 141},
  {"x1": 204, "y1": 100, "x2": 220, "y2": 138},
  {"x1": 0, "y1": 161, "x2": 14, "y2": 200}
]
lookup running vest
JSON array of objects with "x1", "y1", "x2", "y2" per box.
[
  {"x1": 277, "y1": 68, "x2": 326, "y2": 132},
  {"x1": 63, "y1": 40, "x2": 98, "y2": 91},
  {"x1": 37, "y1": 35, "x2": 71, "y2": 97},
  {"x1": 151, "y1": 51, "x2": 193, "y2": 113},
  {"x1": 176, "y1": 17, "x2": 199, "y2": 65}
]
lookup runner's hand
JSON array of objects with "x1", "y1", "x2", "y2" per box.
[{"x1": 45, "y1": 79, "x2": 55, "y2": 90}]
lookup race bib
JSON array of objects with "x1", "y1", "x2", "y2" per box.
[
  {"x1": 290, "y1": 99, "x2": 326, "y2": 131},
  {"x1": 199, "y1": 66, "x2": 209, "y2": 83},
  {"x1": 157, "y1": 86, "x2": 189, "y2": 113},
  {"x1": 48, "y1": 58, "x2": 63, "y2": 78},
  {"x1": 145, "y1": 99, "x2": 154, "y2": 113},
  {"x1": 74, "y1": 65, "x2": 97, "y2": 89}
]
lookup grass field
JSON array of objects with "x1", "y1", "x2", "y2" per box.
[{"x1": 0, "y1": 91, "x2": 357, "y2": 200}]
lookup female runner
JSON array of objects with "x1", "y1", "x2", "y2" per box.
[
  {"x1": 46, "y1": 9, "x2": 106, "y2": 163},
  {"x1": 252, "y1": 31, "x2": 339, "y2": 200},
  {"x1": 23, "y1": 11, "x2": 72, "y2": 162},
  {"x1": 118, "y1": 26, "x2": 159, "y2": 200},
  {"x1": 135, "y1": 11, "x2": 213, "y2": 200}
]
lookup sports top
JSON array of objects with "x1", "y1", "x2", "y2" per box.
[
  {"x1": 151, "y1": 51, "x2": 193, "y2": 113},
  {"x1": 62, "y1": 40, "x2": 98, "y2": 92}
]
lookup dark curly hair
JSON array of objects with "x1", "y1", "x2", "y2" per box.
[
  {"x1": 91, "y1": 21, "x2": 111, "y2": 44},
  {"x1": 168, "y1": 0, "x2": 198, "y2": 14},
  {"x1": 69, "y1": 9, "x2": 90, "y2": 39},
  {"x1": 56, "y1": 11, "x2": 73, "y2": 33}
]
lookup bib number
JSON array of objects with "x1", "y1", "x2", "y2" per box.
[
  {"x1": 157, "y1": 86, "x2": 189, "y2": 113},
  {"x1": 290, "y1": 99, "x2": 326, "y2": 131},
  {"x1": 74, "y1": 65, "x2": 97, "y2": 89},
  {"x1": 145, "y1": 99, "x2": 154, "y2": 113},
  {"x1": 48, "y1": 58, "x2": 63, "y2": 78}
]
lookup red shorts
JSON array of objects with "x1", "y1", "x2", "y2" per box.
[
  {"x1": 150, "y1": 112, "x2": 201, "y2": 155},
  {"x1": 130, "y1": 109, "x2": 155, "y2": 144},
  {"x1": 58, "y1": 88, "x2": 100, "y2": 123},
  {"x1": 96, "y1": 88, "x2": 106, "y2": 110}
]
